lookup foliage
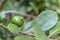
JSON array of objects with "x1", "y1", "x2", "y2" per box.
[
  {"x1": 0, "y1": 0, "x2": 60, "y2": 40},
  {"x1": 7, "y1": 23, "x2": 20, "y2": 33}
]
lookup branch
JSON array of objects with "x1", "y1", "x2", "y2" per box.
[
  {"x1": 0, "y1": 0, "x2": 7, "y2": 10},
  {"x1": 20, "y1": 31, "x2": 36, "y2": 37},
  {"x1": 0, "y1": 10, "x2": 36, "y2": 18},
  {"x1": 0, "y1": 23, "x2": 36, "y2": 37},
  {"x1": 0, "y1": 24, "x2": 55, "y2": 40},
  {"x1": 0, "y1": 23, "x2": 8, "y2": 29}
]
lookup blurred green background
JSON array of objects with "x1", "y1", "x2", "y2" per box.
[{"x1": 0, "y1": 0, "x2": 60, "y2": 40}]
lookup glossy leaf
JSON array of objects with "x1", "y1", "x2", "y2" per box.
[
  {"x1": 35, "y1": 10, "x2": 58, "y2": 31},
  {"x1": 7, "y1": 23, "x2": 20, "y2": 33},
  {"x1": 24, "y1": 21, "x2": 34, "y2": 32},
  {"x1": 14, "y1": 35, "x2": 34, "y2": 40},
  {"x1": 48, "y1": 20, "x2": 60, "y2": 38},
  {"x1": 33, "y1": 25, "x2": 48, "y2": 40}
]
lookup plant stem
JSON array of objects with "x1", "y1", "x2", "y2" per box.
[{"x1": 0, "y1": 0, "x2": 7, "y2": 10}]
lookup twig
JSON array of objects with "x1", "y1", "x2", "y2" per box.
[
  {"x1": 0, "y1": 24, "x2": 55, "y2": 40},
  {"x1": 0, "y1": 23, "x2": 36, "y2": 37},
  {"x1": 20, "y1": 31, "x2": 36, "y2": 37},
  {"x1": 0, "y1": 10, "x2": 36, "y2": 18},
  {"x1": 0, "y1": 0, "x2": 8, "y2": 10},
  {"x1": 0, "y1": 23, "x2": 8, "y2": 29}
]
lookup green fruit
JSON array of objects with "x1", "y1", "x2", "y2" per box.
[{"x1": 11, "y1": 16, "x2": 24, "y2": 27}]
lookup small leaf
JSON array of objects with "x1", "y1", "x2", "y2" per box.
[
  {"x1": 7, "y1": 23, "x2": 20, "y2": 33},
  {"x1": 48, "y1": 20, "x2": 60, "y2": 38},
  {"x1": 33, "y1": 25, "x2": 48, "y2": 40},
  {"x1": 14, "y1": 35, "x2": 32, "y2": 40},
  {"x1": 35, "y1": 10, "x2": 58, "y2": 31},
  {"x1": 3, "y1": 0, "x2": 14, "y2": 10},
  {"x1": 24, "y1": 21, "x2": 34, "y2": 32},
  {"x1": 29, "y1": 2, "x2": 38, "y2": 13},
  {"x1": 27, "y1": 7, "x2": 32, "y2": 12}
]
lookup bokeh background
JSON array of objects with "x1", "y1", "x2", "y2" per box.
[{"x1": 0, "y1": 0, "x2": 60, "y2": 40}]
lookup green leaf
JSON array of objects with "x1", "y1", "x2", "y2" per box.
[
  {"x1": 27, "y1": 7, "x2": 32, "y2": 12},
  {"x1": 3, "y1": 0, "x2": 14, "y2": 10},
  {"x1": 29, "y1": 2, "x2": 38, "y2": 13},
  {"x1": 14, "y1": 35, "x2": 34, "y2": 40},
  {"x1": 35, "y1": 10, "x2": 58, "y2": 31},
  {"x1": 0, "y1": 13, "x2": 7, "y2": 25},
  {"x1": 7, "y1": 23, "x2": 20, "y2": 33},
  {"x1": 30, "y1": 37, "x2": 36, "y2": 40},
  {"x1": 48, "y1": 20, "x2": 60, "y2": 38},
  {"x1": 24, "y1": 21, "x2": 34, "y2": 32},
  {"x1": 33, "y1": 25, "x2": 48, "y2": 40}
]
